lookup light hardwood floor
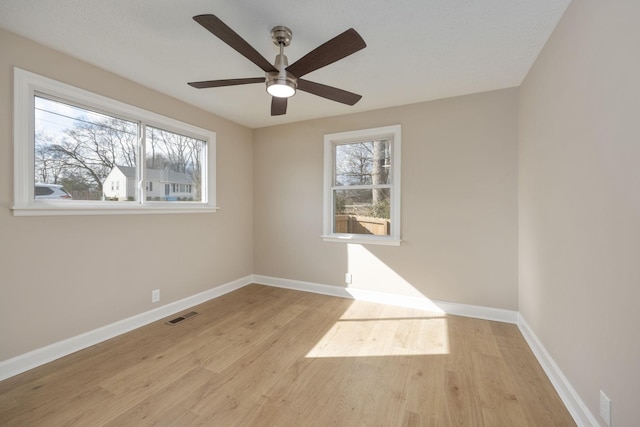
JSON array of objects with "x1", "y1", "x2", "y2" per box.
[{"x1": 0, "y1": 284, "x2": 575, "y2": 426}]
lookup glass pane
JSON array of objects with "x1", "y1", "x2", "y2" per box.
[
  {"x1": 34, "y1": 96, "x2": 138, "y2": 201},
  {"x1": 333, "y1": 188, "x2": 391, "y2": 236},
  {"x1": 334, "y1": 140, "x2": 391, "y2": 186},
  {"x1": 145, "y1": 127, "x2": 204, "y2": 202}
]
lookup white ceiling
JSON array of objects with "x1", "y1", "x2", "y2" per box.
[{"x1": 0, "y1": 0, "x2": 570, "y2": 129}]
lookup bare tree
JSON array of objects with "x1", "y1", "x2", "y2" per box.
[
  {"x1": 34, "y1": 95, "x2": 143, "y2": 198},
  {"x1": 40, "y1": 118, "x2": 137, "y2": 191},
  {"x1": 35, "y1": 133, "x2": 68, "y2": 184},
  {"x1": 148, "y1": 128, "x2": 200, "y2": 173}
]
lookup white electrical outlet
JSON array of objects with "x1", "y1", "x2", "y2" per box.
[
  {"x1": 345, "y1": 273, "x2": 352, "y2": 284},
  {"x1": 600, "y1": 390, "x2": 611, "y2": 426},
  {"x1": 151, "y1": 289, "x2": 160, "y2": 303}
]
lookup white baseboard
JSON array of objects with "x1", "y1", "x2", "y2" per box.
[
  {"x1": 252, "y1": 275, "x2": 518, "y2": 324},
  {"x1": 0, "y1": 275, "x2": 253, "y2": 381},
  {"x1": 517, "y1": 314, "x2": 599, "y2": 427}
]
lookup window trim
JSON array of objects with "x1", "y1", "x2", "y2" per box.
[
  {"x1": 322, "y1": 125, "x2": 401, "y2": 246},
  {"x1": 13, "y1": 67, "x2": 218, "y2": 216}
]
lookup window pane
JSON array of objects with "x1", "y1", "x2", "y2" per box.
[
  {"x1": 333, "y1": 188, "x2": 391, "y2": 236},
  {"x1": 145, "y1": 127, "x2": 204, "y2": 202},
  {"x1": 334, "y1": 140, "x2": 391, "y2": 186},
  {"x1": 34, "y1": 96, "x2": 138, "y2": 201}
]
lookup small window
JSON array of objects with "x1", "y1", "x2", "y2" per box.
[
  {"x1": 323, "y1": 125, "x2": 401, "y2": 245},
  {"x1": 13, "y1": 68, "x2": 217, "y2": 216}
]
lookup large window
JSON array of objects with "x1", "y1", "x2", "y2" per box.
[
  {"x1": 13, "y1": 68, "x2": 217, "y2": 216},
  {"x1": 323, "y1": 125, "x2": 401, "y2": 245}
]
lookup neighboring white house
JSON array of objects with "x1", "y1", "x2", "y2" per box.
[{"x1": 102, "y1": 165, "x2": 197, "y2": 201}]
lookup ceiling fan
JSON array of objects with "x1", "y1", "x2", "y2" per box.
[{"x1": 188, "y1": 14, "x2": 366, "y2": 116}]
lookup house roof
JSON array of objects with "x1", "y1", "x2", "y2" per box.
[
  {"x1": 114, "y1": 165, "x2": 194, "y2": 185},
  {"x1": 115, "y1": 165, "x2": 136, "y2": 178}
]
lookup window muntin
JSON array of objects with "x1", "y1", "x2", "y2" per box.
[
  {"x1": 13, "y1": 68, "x2": 217, "y2": 215},
  {"x1": 323, "y1": 125, "x2": 401, "y2": 245}
]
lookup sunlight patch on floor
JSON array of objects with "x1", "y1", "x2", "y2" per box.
[{"x1": 306, "y1": 315, "x2": 449, "y2": 358}]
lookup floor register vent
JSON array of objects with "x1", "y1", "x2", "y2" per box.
[{"x1": 166, "y1": 311, "x2": 199, "y2": 325}]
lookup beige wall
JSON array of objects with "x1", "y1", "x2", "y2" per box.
[
  {"x1": 254, "y1": 88, "x2": 519, "y2": 310},
  {"x1": 0, "y1": 29, "x2": 254, "y2": 361},
  {"x1": 519, "y1": 1, "x2": 640, "y2": 425}
]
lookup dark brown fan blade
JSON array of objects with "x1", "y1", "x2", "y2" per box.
[
  {"x1": 271, "y1": 97, "x2": 288, "y2": 116},
  {"x1": 193, "y1": 15, "x2": 277, "y2": 73},
  {"x1": 286, "y1": 28, "x2": 366, "y2": 78},
  {"x1": 297, "y1": 79, "x2": 362, "y2": 105},
  {"x1": 188, "y1": 77, "x2": 265, "y2": 89}
]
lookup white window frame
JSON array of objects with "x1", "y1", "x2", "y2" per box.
[
  {"x1": 13, "y1": 67, "x2": 218, "y2": 216},
  {"x1": 323, "y1": 125, "x2": 401, "y2": 246}
]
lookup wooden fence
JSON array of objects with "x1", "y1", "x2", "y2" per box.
[{"x1": 335, "y1": 215, "x2": 390, "y2": 236}]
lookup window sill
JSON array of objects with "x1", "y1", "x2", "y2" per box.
[
  {"x1": 322, "y1": 235, "x2": 401, "y2": 246},
  {"x1": 12, "y1": 203, "x2": 220, "y2": 216}
]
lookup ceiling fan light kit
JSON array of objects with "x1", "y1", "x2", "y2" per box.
[
  {"x1": 188, "y1": 14, "x2": 366, "y2": 116},
  {"x1": 266, "y1": 77, "x2": 296, "y2": 98}
]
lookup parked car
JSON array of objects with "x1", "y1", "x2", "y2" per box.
[{"x1": 35, "y1": 183, "x2": 72, "y2": 199}]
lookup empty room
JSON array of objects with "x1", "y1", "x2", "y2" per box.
[{"x1": 0, "y1": 1, "x2": 638, "y2": 426}]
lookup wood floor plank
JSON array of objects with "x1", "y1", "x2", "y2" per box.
[
  {"x1": 444, "y1": 369, "x2": 485, "y2": 426},
  {"x1": 102, "y1": 367, "x2": 214, "y2": 426},
  {"x1": 403, "y1": 357, "x2": 452, "y2": 426},
  {"x1": 0, "y1": 393, "x2": 19, "y2": 413},
  {"x1": 0, "y1": 284, "x2": 576, "y2": 426},
  {"x1": 495, "y1": 334, "x2": 576, "y2": 426},
  {"x1": 471, "y1": 350, "x2": 528, "y2": 427}
]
